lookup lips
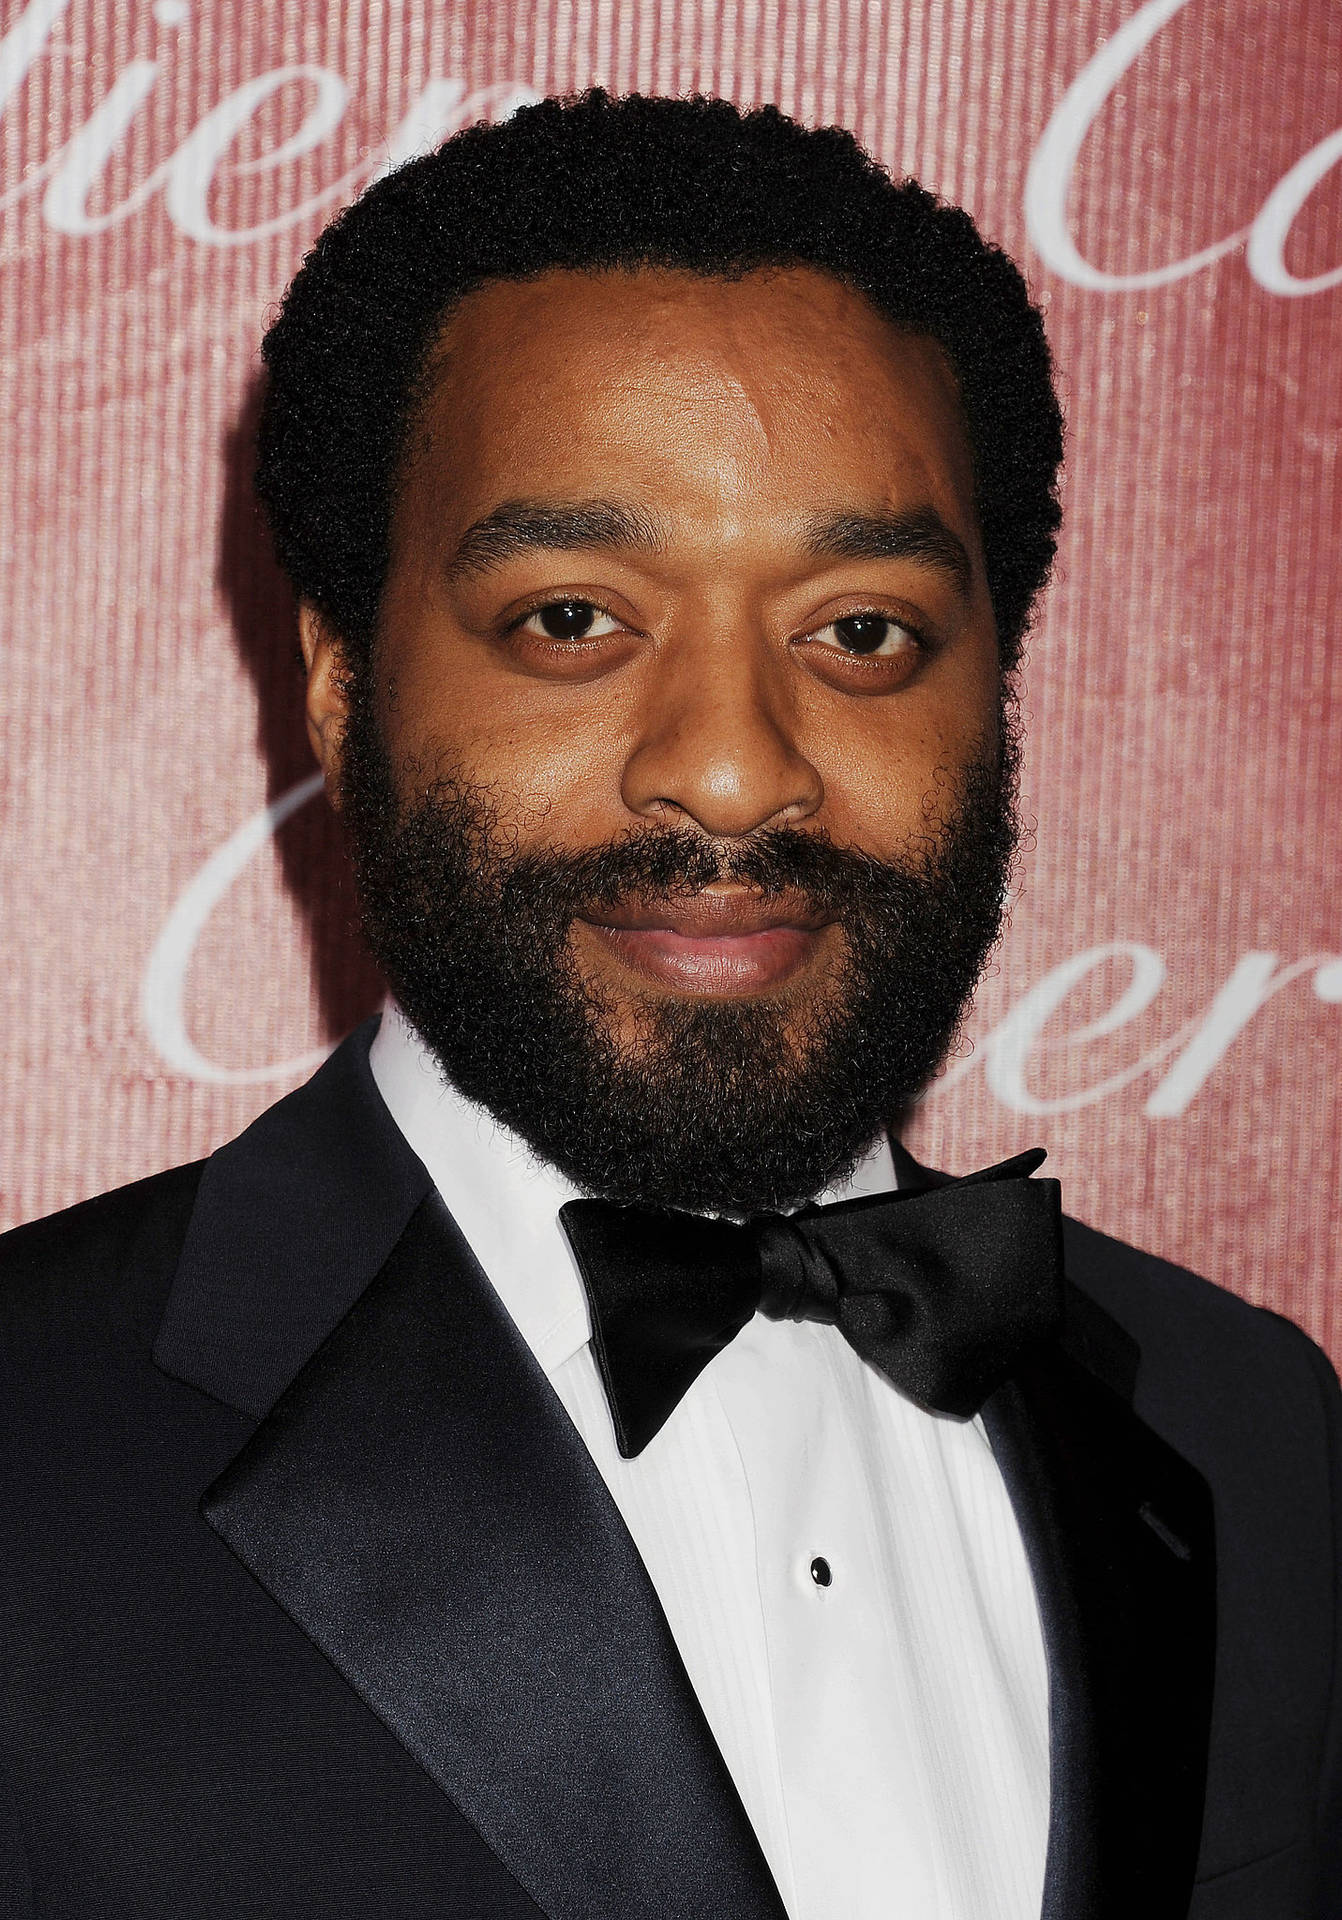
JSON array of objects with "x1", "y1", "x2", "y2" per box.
[{"x1": 576, "y1": 887, "x2": 835, "y2": 995}]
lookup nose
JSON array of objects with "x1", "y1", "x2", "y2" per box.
[{"x1": 620, "y1": 627, "x2": 824, "y2": 837}]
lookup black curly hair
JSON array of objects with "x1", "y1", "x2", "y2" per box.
[{"x1": 256, "y1": 90, "x2": 1062, "y2": 675}]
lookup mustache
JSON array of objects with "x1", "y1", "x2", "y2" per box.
[{"x1": 465, "y1": 820, "x2": 927, "y2": 922}]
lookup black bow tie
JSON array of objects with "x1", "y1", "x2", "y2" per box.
[{"x1": 559, "y1": 1149, "x2": 1064, "y2": 1458}]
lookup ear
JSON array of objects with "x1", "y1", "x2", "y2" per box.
[{"x1": 298, "y1": 602, "x2": 354, "y2": 806}]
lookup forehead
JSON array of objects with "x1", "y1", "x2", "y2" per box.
[{"x1": 404, "y1": 265, "x2": 977, "y2": 540}]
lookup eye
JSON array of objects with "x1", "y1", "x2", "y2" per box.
[
  {"x1": 810, "y1": 612, "x2": 923, "y2": 658},
  {"x1": 518, "y1": 600, "x2": 622, "y2": 641}
]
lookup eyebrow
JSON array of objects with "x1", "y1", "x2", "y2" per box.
[
  {"x1": 803, "y1": 507, "x2": 974, "y2": 600},
  {"x1": 445, "y1": 499, "x2": 665, "y2": 580},
  {"x1": 444, "y1": 495, "x2": 974, "y2": 600}
]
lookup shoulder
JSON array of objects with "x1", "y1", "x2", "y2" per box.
[
  {"x1": 1062, "y1": 1212, "x2": 1341, "y2": 1473},
  {"x1": 1063, "y1": 1211, "x2": 1333, "y2": 1384},
  {"x1": 0, "y1": 1163, "x2": 205, "y2": 1360},
  {"x1": 1063, "y1": 1212, "x2": 1328, "y2": 1374}
]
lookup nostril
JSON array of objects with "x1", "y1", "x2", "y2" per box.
[{"x1": 620, "y1": 706, "x2": 824, "y2": 840}]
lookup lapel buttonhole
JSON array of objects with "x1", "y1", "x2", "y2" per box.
[{"x1": 1138, "y1": 1499, "x2": 1193, "y2": 1562}]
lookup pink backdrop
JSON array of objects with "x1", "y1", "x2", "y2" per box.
[{"x1": 3, "y1": 0, "x2": 1340, "y2": 1351}]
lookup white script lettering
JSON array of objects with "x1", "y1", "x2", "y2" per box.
[
  {"x1": 1025, "y1": 0, "x2": 1340, "y2": 297},
  {"x1": 932, "y1": 942, "x2": 1342, "y2": 1117},
  {"x1": 0, "y1": 0, "x2": 538, "y2": 239},
  {"x1": 0, "y1": 0, "x2": 1336, "y2": 293},
  {"x1": 139, "y1": 772, "x2": 333, "y2": 1086}
]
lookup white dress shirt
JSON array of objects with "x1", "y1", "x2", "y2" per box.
[{"x1": 370, "y1": 1006, "x2": 1051, "y2": 1920}]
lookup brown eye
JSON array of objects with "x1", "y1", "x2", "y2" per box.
[
  {"x1": 827, "y1": 614, "x2": 913, "y2": 657},
  {"x1": 521, "y1": 600, "x2": 620, "y2": 640}
]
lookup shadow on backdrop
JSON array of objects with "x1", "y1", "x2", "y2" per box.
[{"x1": 217, "y1": 372, "x2": 386, "y2": 1044}]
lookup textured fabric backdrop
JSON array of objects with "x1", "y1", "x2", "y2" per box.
[{"x1": 2, "y1": 0, "x2": 1340, "y2": 1352}]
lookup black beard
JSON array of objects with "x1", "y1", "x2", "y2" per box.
[{"x1": 338, "y1": 686, "x2": 1019, "y2": 1215}]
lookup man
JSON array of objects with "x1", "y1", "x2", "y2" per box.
[{"x1": 0, "y1": 90, "x2": 1337, "y2": 1920}]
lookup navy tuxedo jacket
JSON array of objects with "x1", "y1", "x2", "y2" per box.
[{"x1": 0, "y1": 1021, "x2": 1339, "y2": 1919}]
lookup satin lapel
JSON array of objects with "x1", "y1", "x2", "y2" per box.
[
  {"x1": 201, "y1": 1191, "x2": 785, "y2": 1920},
  {"x1": 983, "y1": 1293, "x2": 1216, "y2": 1920}
]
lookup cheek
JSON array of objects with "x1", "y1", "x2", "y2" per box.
[
  {"x1": 379, "y1": 638, "x2": 637, "y2": 846},
  {"x1": 812, "y1": 735, "x2": 941, "y2": 857},
  {"x1": 803, "y1": 678, "x2": 1000, "y2": 858}
]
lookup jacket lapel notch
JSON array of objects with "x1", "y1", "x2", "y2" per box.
[
  {"x1": 152, "y1": 1019, "x2": 432, "y2": 1417},
  {"x1": 202, "y1": 1192, "x2": 785, "y2": 1920}
]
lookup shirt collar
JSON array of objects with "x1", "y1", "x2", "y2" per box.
[
  {"x1": 369, "y1": 1002, "x2": 900, "y2": 1379},
  {"x1": 370, "y1": 1005, "x2": 592, "y2": 1373}
]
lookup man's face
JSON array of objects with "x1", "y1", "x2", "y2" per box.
[{"x1": 303, "y1": 265, "x2": 1013, "y2": 1212}]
